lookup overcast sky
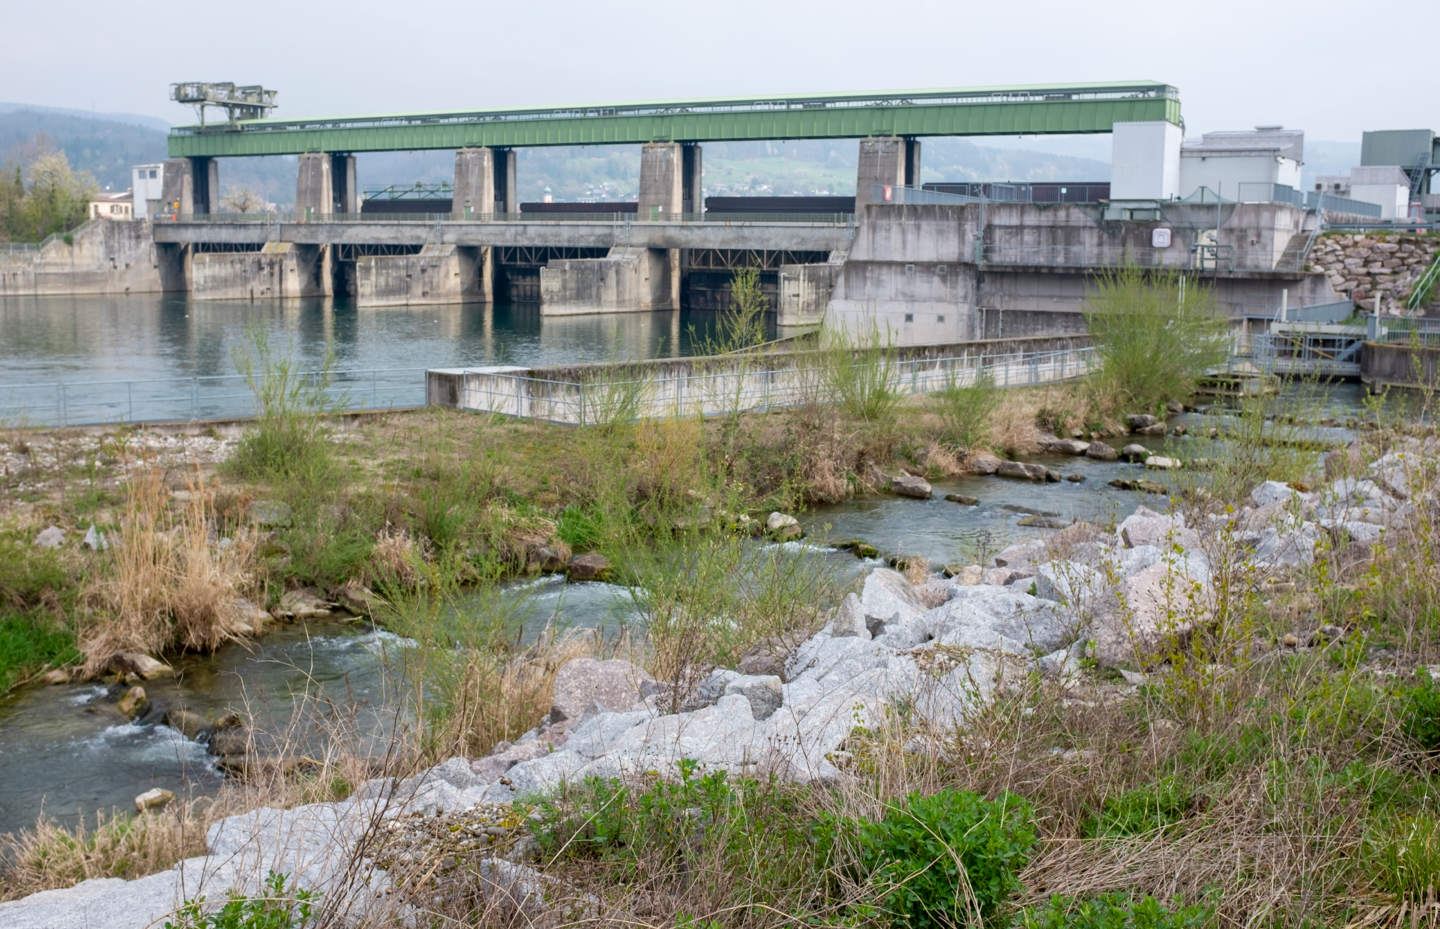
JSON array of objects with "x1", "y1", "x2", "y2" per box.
[{"x1": 2, "y1": 0, "x2": 1425, "y2": 145}]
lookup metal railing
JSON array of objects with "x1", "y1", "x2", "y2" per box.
[
  {"x1": 1236, "y1": 182, "x2": 1308, "y2": 207},
  {"x1": 162, "y1": 211, "x2": 855, "y2": 226},
  {"x1": 1248, "y1": 331, "x2": 1363, "y2": 376},
  {"x1": 448, "y1": 346, "x2": 1098, "y2": 426},
  {"x1": 0, "y1": 367, "x2": 428, "y2": 428},
  {"x1": 872, "y1": 185, "x2": 990, "y2": 205},
  {"x1": 1308, "y1": 191, "x2": 1384, "y2": 218},
  {"x1": 979, "y1": 243, "x2": 1236, "y2": 271},
  {"x1": 1368, "y1": 315, "x2": 1440, "y2": 348}
]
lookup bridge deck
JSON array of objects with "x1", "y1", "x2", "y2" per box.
[
  {"x1": 153, "y1": 216, "x2": 858, "y2": 252},
  {"x1": 167, "y1": 82, "x2": 1180, "y2": 157}
]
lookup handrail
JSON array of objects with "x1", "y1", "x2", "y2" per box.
[
  {"x1": 1406, "y1": 254, "x2": 1440, "y2": 311},
  {"x1": 163, "y1": 211, "x2": 855, "y2": 226}
]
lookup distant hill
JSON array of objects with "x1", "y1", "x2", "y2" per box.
[
  {"x1": 0, "y1": 103, "x2": 170, "y2": 133},
  {"x1": 0, "y1": 109, "x2": 168, "y2": 191}
]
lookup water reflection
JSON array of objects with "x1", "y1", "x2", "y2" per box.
[{"x1": 0, "y1": 295, "x2": 748, "y2": 387}]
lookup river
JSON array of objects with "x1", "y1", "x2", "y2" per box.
[{"x1": 0, "y1": 295, "x2": 740, "y2": 426}]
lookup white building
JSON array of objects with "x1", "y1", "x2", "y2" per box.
[
  {"x1": 131, "y1": 164, "x2": 165, "y2": 220},
  {"x1": 89, "y1": 191, "x2": 134, "y2": 219},
  {"x1": 1347, "y1": 166, "x2": 1411, "y2": 220},
  {"x1": 1109, "y1": 121, "x2": 1182, "y2": 200},
  {"x1": 1177, "y1": 126, "x2": 1304, "y2": 201}
]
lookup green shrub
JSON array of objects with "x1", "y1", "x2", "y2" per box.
[
  {"x1": 1368, "y1": 816, "x2": 1440, "y2": 902},
  {"x1": 817, "y1": 323, "x2": 904, "y2": 424},
  {"x1": 228, "y1": 326, "x2": 344, "y2": 482},
  {"x1": 534, "y1": 759, "x2": 819, "y2": 892},
  {"x1": 835, "y1": 789, "x2": 1035, "y2": 928},
  {"x1": 694, "y1": 266, "x2": 768, "y2": 355},
  {"x1": 165, "y1": 870, "x2": 316, "y2": 928},
  {"x1": 1083, "y1": 266, "x2": 1229, "y2": 414},
  {"x1": 932, "y1": 368, "x2": 1000, "y2": 450},
  {"x1": 557, "y1": 504, "x2": 603, "y2": 551},
  {"x1": 1083, "y1": 776, "x2": 1191, "y2": 838},
  {"x1": 1399, "y1": 670, "x2": 1440, "y2": 750},
  {"x1": 0, "y1": 538, "x2": 78, "y2": 690},
  {"x1": 0, "y1": 613, "x2": 78, "y2": 691},
  {"x1": 1013, "y1": 893, "x2": 1210, "y2": 929}
]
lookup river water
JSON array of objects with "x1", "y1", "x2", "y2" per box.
[{"x1": 0, "y1": 295, "x2": 737, "y2": 425}]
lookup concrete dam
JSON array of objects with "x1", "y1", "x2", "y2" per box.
[{"x1": 0, "y1": 81, "x2": 1362, "y2": 343}]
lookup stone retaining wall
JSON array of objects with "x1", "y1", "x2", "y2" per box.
[{"x1": 1307, "y1": 232, "x2": 1440, "y2": 316}]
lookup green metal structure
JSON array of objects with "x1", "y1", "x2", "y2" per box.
[{"x1": 167, "y1": 82, "x2": 1180, "y2": 158}]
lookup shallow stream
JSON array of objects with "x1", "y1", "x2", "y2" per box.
[{"x1": 0, "y1": 383, "x2": 1369, "y2": 837}]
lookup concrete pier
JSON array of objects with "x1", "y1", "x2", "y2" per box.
[
  {"x1": 854, "y1": 137, "x2": 921, "y2": 210},
  {"x1": 355, "y1": 244, "x2": 482, "y2": 307},
  {"x1": 161, "y1": 157, "x2": 218, "y2": 215},
  {"x1": 191, "y1": 243, "x2": 327, "y2": 301},
  {"x1": 539, "y1": 246, "x2": 670, "y2": 315},
  {"x1": 296, "y1": 153, "x2": 333, "y2": 219},
  {"x1": 636, "y1": 142, "x2": 703, "y2": 308},
  {"x1": 453, "y1": 147, "x2": 517, "y2": 216}
]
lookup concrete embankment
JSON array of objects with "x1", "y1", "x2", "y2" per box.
[
  {"x1": 0, "y1": 220, "x2": 170, "y2": 297},
  {"x1": 427, "y1": 334, "x2": 1094, "y2": 424}
]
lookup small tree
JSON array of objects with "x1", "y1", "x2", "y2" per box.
[
  {"x1": 22, "y1": 151, "x2": 99, "y2": 239},
  {"x1": 1083, "y1": 266, "x2": 1229, "y2": 415},
  {"x1": 219, "y1": 186, "x2": 269, "y2": 214},
  {"x1": 696, "y1": 266, "x2": 768, "y2": 355}
]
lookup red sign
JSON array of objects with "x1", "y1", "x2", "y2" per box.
[{"x1": 882, "y1": 185, "x2": 893, "y2": 202}]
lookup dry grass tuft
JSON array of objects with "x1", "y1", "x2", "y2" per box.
[
  {"x1": 368, "y1": 525, "x2": 427, "y2": 587},
  {"x1": 428, "y1": 628, "x2": 598, "y2": 761},
  {"x1": 81, "y1": 465, "x2": 256, "y2": 675}
]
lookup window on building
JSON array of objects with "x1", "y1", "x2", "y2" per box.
[{"x1": 904, "y1": 313, "x2": 914, "y2": 323}]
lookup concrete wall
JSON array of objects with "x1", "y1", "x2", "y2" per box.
[
  {"x1": 355, "y1": 243, "x2": 481, "y2": 307},
  {"x1": 851, "y1": 201, "x2": 1319, "y2": 274},
  {"x1": 827, "y1": 202, "x2": 1341, "y2": 344},
  {"x1": 1362, "y1": 341, "x2": 1440, "y2": 391},
  {"x1": 1110, "y1": 121, "x2": 1182, "y2": 200},
  {"x1": 428, "y1": 334, "x2": 1094, "y2": 424},
  {"x1": 827, "y1": 259, "x2": 977, "y2": 344},
  {"x1": 777, "y1": 259, "x2": 842, "y2": 327},
  {"x1": 0, "y1": 219, "x2": 165, "y2": 296},
  {"x1": 975, "y1": 307, "x2": 1088, "y2": 340},
  {"x1": 538, "y1": 246, "x2": 670, "y2": 315}
]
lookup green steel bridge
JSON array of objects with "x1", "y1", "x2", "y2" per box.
[{"x1": 166, "y1": 81, "x2": 1181, "y2": 158}]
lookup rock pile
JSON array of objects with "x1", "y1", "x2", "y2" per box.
[{"x1": 1307, "y1": 233, "x2": 1440, "y2": 316}]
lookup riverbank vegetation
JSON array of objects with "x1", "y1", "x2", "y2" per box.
[
  {"x1": 7, "y1": 296, "x2": 1440, "y2": 926},
  {"x1": 0, "y1": 135, "x2": 100, "y2": 243}
]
